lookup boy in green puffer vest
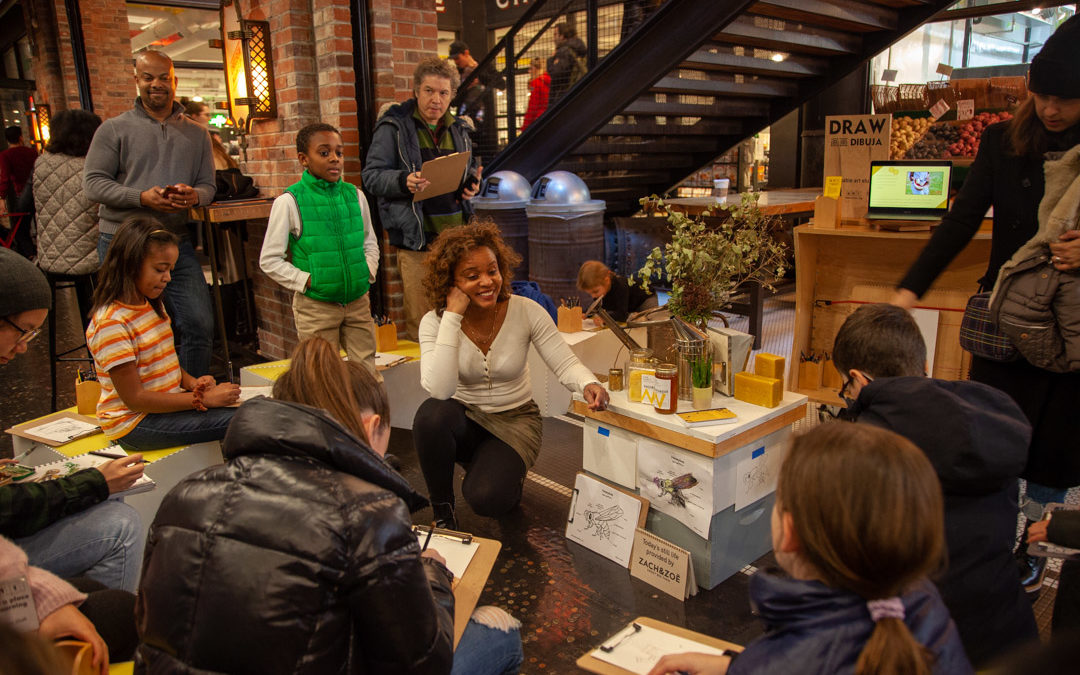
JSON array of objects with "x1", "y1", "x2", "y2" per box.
[{"x1": 259, "y1": 123, "x2": 381, "y2": 376}]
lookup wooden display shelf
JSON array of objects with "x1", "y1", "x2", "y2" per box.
[{"x1": 791, "y1": 220, "x2": 992, "y2": 403}]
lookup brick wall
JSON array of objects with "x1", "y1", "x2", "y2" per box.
[
  {"x1": 25, "y1": 0, "x2": 134, "y2": 120},
  {"x1": 239, "y1": 0, "x2": 438, "y2": 360}
]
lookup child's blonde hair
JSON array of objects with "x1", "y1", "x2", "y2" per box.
[
  {"x1": 778, "y1": 422, "x2": 945, "y2": 675},
  {"x1": 576, "y1": 260, "x2": 611, "y2": 291}
]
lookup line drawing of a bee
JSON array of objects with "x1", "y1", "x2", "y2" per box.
[
  {"x1": 652, "y1": 473, "x2": 698, "y2": 508},
  {"x1": 584, "y1": 504, "x2": 624, "y2": 540}
]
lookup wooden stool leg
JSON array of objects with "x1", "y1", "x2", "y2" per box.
[
  {"x1": 748, "y1": 281, "x2": 764, "y2": 350},
  {"x1": 49, "y1": 281, "x2": 59, "y2": 411}
]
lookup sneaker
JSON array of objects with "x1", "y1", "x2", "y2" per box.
[
  {"x1": 432, "y1": 502, "x2": 458, "y2": 531},
  {"x1": 1019, "y1": 552, "x2": 1047, "y2": 595}
]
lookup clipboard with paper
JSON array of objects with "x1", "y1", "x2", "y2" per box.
[{"x1": 414, "y1": 151, "x2": 472, "y2": 202}]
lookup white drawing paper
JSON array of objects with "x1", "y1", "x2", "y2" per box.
[
  {"x1": 238, "y1": 386, "x2": 273, "y2": 403},
  {"x1": 565, "y1": 473, "x2": 642, "y2": 567},
  {"x1": 637, "y1": 439, "x2": 714, "y2": 538},
  {"x1": 592, "y1": 623, "x2": 727, "y2": 675},
  {"x1": 734, "y1": 444, "x2": 783, "y2": 511},
  {"x1": 909, "y1": 308, "x2": 940, "y2": 374},
  {"x1": 414, "y1": 532, "x2": 478, "y2": 580},
  {"x1": 22, "y1": 418, "x2": 99, "y2": 444}
]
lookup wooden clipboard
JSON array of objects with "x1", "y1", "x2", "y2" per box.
[
  {"x1": 6, "y1": 411, "x2": 102, "y2": 447},
  {"x1": 452, "y1": 535, "x2": 500, "y2": 649},
  {"x1": 414, "y1": 151, "x2": 471, "y2": 202},
  {"x1": 576, "y1": 616, "x2": 742, "y2": 674}
]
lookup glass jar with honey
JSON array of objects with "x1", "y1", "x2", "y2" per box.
[
  {"x1": 652, "y1": 363, "x2": 678, "y2": 414},
  {"x1": 627, "y1": 348, "x2": 655, "y2": 403}
]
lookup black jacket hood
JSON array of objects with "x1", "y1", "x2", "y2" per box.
[
  {"x1": 848, "y1": 376, "x2": 1030, "y2": 496},
  {"x1": 223, "y1": 397, "x2": 429, "y2": 512}
]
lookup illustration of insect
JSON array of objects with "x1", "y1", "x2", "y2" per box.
[
  {"x1": 652, "y1": 473, "x2": 698, "y2": 507},
  {"x1": 584, "y1": 504, "x2": 624, "y2": 540}
]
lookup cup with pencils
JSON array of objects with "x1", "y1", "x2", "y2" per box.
[{"x1": 75, "y1": 369, "x2": 101, "y2": 416}]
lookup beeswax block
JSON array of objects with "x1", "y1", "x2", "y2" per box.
[
  {"x1": 375, "y1": 323, "x2": 398, "y2": 352},
  {"x1": 755, "y1": 353, "x2": 786, "y2": 387},
  {"x1": 734, "y1": 371, "x2": 782, "y2": 408}
]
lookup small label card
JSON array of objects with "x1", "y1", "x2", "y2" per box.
[
  {"x1": 824, "y1": 175, "x2": 843, "y2": 200},
  {"x1": 881, "y1": 68, "x2": 898, "y2": 83},
  {"x1": 929, "y1": 99, "x2": 950, "y2": 121},
  {"x1": 936, "y1": 62, "x2": 954, "y2": 78},
  {"x1": 957, "y1": 99, "x2": 975, "y2": 121},
  {"x1": 0, "y1": 576, "x2": 38, "y2": 631},
  {"x1": 629, "y1": 528, "x2": 697, "y2": 600}
]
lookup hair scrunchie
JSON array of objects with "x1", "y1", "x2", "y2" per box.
[{"x1": 867, "y1": 597, "x2": 905, "y2": 622}]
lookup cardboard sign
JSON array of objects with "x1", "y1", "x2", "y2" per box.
[
  {"x1": 629, "y1": 528, "x2": 697, "y2": 600},
  {"x1": 881, "y1": 69, "x2": 898, "y2": 83},
  {"x1": 957, "y1": 99, "x2": 975, "y2": 121},
  {"x1": 936, "y1": 63, "x2": 954, "y2": 78},
  {"x1": 824, "y1": 114, "x2": 891, "y2": 220}
]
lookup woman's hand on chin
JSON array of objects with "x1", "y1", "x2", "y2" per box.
[{"x1": 446, "y1": 287, "x2": 471, "y2": 315}]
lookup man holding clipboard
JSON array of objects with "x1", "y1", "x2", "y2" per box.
[{"x1": 363, "y1": 56, "x2": 483, "y2": 340}]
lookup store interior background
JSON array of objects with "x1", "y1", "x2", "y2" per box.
[{"x1": 0, "y1": 1, "x2": 1077, "y2": 671}]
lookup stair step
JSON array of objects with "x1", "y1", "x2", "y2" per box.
[
  {"x1": 682, "y1": 48, "x2": 829, "y2": 77},
  {"x1": 588, "y1": 186, "x2": 656, "y2": 202},
  {"x1": 751, "y1": 0, "x2": 897, "y2": 32},
  {"x1": 715, "y1": 14, "x2": 861, "y2": 56},
  {"x1": 574, "y1": 138, "x2": 708, "y2": 154},
  {"x1": 651, "y1": 75, "x2": 798, "y2": 99},
  {"x1": 556, "y1": 155, "x2": 697, "y2": 172},
  {"x1": 579, "y1": 172, "x2": 672, "y2": 189},
  {"x1": 624, "y1": 97, "x2": 770, "y2": 118},
  {"x1": 595, "y1": 119, "x2": 745, "y2": 137}
]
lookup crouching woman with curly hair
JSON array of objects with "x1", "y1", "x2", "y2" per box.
[{"x1": 413, "y1": 221, "x2": 609, "y2": 528}]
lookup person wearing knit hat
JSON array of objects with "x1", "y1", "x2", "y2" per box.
[
  {"x1": 0, "y1": 247, "x2": 50, "y2": 365},
  {"x1": 895, "y1": 11, "x2": 1080, "y2": 604},
  {"x1": 1027, "y1": 14, "x2": 1080, "y2": 103}
]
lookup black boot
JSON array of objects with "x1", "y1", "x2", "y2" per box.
[
  {"x1": 1017, "y1": 518, "x2": 1048, "y2": 596},
  {"x1": 432, "y1": 502, "x2": 458, "y2": 531}
]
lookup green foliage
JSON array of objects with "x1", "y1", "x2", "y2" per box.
[
  {"x1": 691, "y1": 353, "x2": 713, "y2": 389},
  {"x1": 631, "y1": 193, "x2": 789, "y2": 327}
]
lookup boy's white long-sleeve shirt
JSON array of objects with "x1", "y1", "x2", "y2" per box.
[{"x1": 259, "y1": 188, "x2": 380, "y2": 293}]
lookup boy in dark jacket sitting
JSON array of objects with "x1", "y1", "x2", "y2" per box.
[{"x1": 832, "y1": 303, "x2": 1037, "y2": 668}]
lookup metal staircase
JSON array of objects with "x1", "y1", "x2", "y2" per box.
[{"x1": 486, "y1": 0, "x2": 957, "y2": 215}]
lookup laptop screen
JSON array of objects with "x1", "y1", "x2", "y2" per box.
[{"x1": 867, "y1": 160, "x2": 952, "y2": 217}]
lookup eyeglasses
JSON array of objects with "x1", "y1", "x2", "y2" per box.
[{"x1": 2, "y1": 316, "x2": 41, "y2": 345}]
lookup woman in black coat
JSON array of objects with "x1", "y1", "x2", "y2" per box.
[
  {"x1": 134, "y1": 338, "x2": 522, "y2": 674},
  {"x1": 893, "y1": 16, "x2": 1080, "y2": 592}
]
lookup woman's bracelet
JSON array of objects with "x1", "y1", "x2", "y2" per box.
[{"x1": 191, "y1": 383, "x2": 209, "y2": 412}]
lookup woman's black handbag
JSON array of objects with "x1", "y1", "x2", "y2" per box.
[
  {"x1": 959, "y1": 291, "x2": 1018, "y2": 362},
  {"x1": 214, "y1": 168, "x2": 259, "y2": 201}
]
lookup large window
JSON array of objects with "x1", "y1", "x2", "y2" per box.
[{"x1": 870, "y1": 3, "x2": 1076, "y2": 86}]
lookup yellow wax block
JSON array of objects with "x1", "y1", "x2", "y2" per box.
[
  {"x1": 734, "y1": 371, "x2": 782, "y2": 408},
  {"x1": 755, "y1": 353, "x2": 786, "y2": 386}
]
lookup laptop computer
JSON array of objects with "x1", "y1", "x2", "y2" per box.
[{"x1": 866, "y1": 160, "x2": 952, "y2": 222}]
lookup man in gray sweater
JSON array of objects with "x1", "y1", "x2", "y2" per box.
[{"x1": 84, "y1": 50, "x2": 217, "y2": 376}]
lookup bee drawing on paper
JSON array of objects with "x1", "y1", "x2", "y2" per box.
[
  {"x1": 584, "y1": 504, "x2": 624, "y2": 540},
  {"x1": 652, "y1": 473, "x2": 698, "y2": 508}
]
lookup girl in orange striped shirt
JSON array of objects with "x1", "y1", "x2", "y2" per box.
[{"x1": 86, "y1": 218, "x2": 240, "y2": 451}]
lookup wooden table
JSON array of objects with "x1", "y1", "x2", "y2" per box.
[
  {"x1": 189, "y1": 198, "x2": 274, "y2": 368},
  {"x1": 572, "y1": 388, "x2": 807, "y2": 588},
  {"x1": 791, "y1": 220, "x2": 992, "y2": 404},
  {"x1": 664, "y1": 187, "x2": 821, "y2": 217}
]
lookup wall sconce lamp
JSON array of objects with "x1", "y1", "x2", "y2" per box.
[
  {"x1": 212, "y1": 0, "x2": 276, "y2": 158},
  {"x1": 29, "y1": 101, "x2": 50, "y2": 149}
]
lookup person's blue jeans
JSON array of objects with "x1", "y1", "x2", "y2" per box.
[
  {"x1": 98, "y1": 231, "x2": 214, "y2": 376},
  {"x1": 453, "y1": 619, "x2": 523, "y2": 675},
  {"x1": 117, "y1": 408, "x2": 236, "y2": 452},
  {"x1": 16, "y1": 500, "x2": 143, "y2": 592}
]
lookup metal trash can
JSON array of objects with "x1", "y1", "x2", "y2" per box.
[
  {"x1": 526, "y1": 171, "x2": 605, "y2": 307},
  {"x1": 472, "y1": 170, "x2": 532, "y2": 278}
]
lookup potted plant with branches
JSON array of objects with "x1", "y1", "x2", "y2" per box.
[{"x1": 631, "y1": 192, "x2": 788, "y2": 404}]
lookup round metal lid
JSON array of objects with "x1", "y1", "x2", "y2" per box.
[
  {"x1": 472, "y1": 170, "x2": 531, "y2": 210},
  {"x1": 526, "y1": 171, "x2": 605, "y2": 213}
]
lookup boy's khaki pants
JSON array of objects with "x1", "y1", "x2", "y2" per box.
[{"x1": 292, "y1": 291, "x2": 380, "y2": 379}]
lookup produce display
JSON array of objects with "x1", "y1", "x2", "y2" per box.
[
  {"x1": 889, "y1": 116, "x2": 932, "y2": 158},
  {"x1": 890, "y1": 110, "x2": 1013, "y2": 160}
]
